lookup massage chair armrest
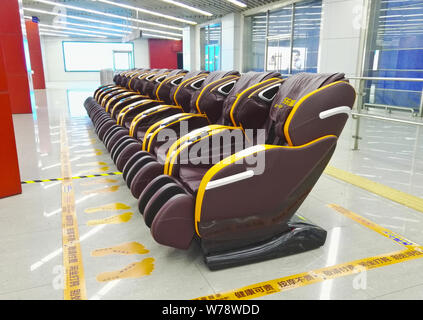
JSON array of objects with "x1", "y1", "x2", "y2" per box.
[
  {"x1": 194, "y1": 135, "x2": 338, "y2": 239},
  {"x1": 166, "y1": 126, "x2": 246, "y2": 176}
]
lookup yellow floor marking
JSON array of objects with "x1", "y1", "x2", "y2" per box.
[
  {"x1": 194, "y1": 247, "x2": 423, "y2": 300},
  {"x1": 91, "y1": 242, "x2": 149, "y2": 257},
  {"x1": 83, "y1": 185, "x2": 120, "y2": 194},
  {"x1": 60, "y1": 117, "x2": 87, "y2": 300},
  {"x1": 96, "y1": 258, "x2": 155, "y2": 282},
  {"x1": 75, "y1": 161, "x2": 108, "y2": 167},
  {"x1": 74, "y1": 148, "x2": 103, "y2": 154},
  {"x1": 84, "y1": 203, "x2": 131, "y2": 213},
  {"x1": 76, "y1": 167, "x2": 110, "y2": 175},
  {"x1": 87, "y1": 212, "x2": 133, "y2": 226},
  {"x1": 324, "y1": 166, "x2": 423, "y2": 213},
  {"x1": 80, "y1": 178, "x2": 118, "y2": 186},
  {"x1": 328, "y1": 204, "x2": 421, "y2": 250}
]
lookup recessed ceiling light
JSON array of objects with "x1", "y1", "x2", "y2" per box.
[
  {"x1": 225, "y1": 0, "x2": 247, "y2": 8},
  {"x1": 160, "y1": 0, "x2": 213, "y2": 17}
]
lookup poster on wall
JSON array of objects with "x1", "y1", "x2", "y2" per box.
[{"x1": 266, "y1": 47, "x2": 306, "y2": 71}]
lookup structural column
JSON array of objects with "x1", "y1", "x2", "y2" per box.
[
  {"x1": 0, "y1": 44, "x2": 22, "y2": 198},
  {"x1": 0, "y1": 0, "x2": 32, "y2": 114},
  {"x1": 25, "y1": 19, "x2": 46, "y2": 90}
]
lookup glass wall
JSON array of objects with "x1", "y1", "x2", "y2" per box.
[
  {"x1": 200, "y1": 23, "x2": 222, "y2": 71},
  {"x1": 363, "y1": 0, "x2": 423, "y2": 113},
  {"x1": 244, "y1": 0, "x2": 322, "y2": 74}
]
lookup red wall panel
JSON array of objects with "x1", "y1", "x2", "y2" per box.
[
  {"x1": 0, "y1": 44, "x2": 22, "y2": 198},
  {"x1": 0, "y1": 0, "x2": 32, "y2": 114},
  {"x1": 25, "y1": 20, "x2": 46, "y2": 90},
  {"x1": 148, "y1": 39, "x2": 182, "y2": 69}
]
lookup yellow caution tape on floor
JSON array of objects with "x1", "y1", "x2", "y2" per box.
[
  {"x1": 328, "y1": 204, "x2": 421, "y2": 250},
  {"x1": 21, "y1": 172, "x2": 122, "y2": 184},
  {"x1": 324, "y1": 166, "x2": 423, "y2": 213},
  {"x1": 60, "y1": 118, "x2": 87, "y2": 300},
  {"x1": 194, "y1": 247, "x2": 423, "y2": 300}
]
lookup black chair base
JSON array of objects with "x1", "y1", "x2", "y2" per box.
[{"x1": 202, "y1": 218, "x2": 327, "y2": 271}]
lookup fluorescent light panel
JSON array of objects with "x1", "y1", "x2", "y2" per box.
[
  {"x1": 39, "y1": 23, "x2": 122, "y2": 37},
  {"x1": 34, "y1": 0, "x2": 183, "y2": 31},
  {"x1": 225, "y1": 0, "x2": 247, "y2": 8},
  {"x1": 97, "y1": 0, "x2": 197, "y2": 25},
  {"x1": 38, "y1": 27, "x2": 107, "y2": 38},
  {"x1": 40, "y1": 31, "x2": 70, "y2": 37},
  {"x1": 161, "y1": 0, "x2": 212, "y2": 16},
  {"x1": 23, "y1": 7, "x2": 182, "y2": 37}
]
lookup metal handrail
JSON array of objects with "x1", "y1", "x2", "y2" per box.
[
  {"x1": 348, "y1": 76, "x2": 423, "y2": 82},
  {"x1": 349, "y1": 75, "x2": 423, "y2": 150}
]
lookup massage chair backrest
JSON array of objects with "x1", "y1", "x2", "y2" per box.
[
  {"x1": 153, "y1": 69, "x2": 191, "y2": 105},
  {"x1": 114, "y1": 70, "x2": 132, "y2": 86},
  {"x1": 219, "y1": 71, "x2": 282, "y2": 130},
  {"x1": 189, "y1": 70, "x2": 241, "y2": 123},
  {"x1": 127, "y1": 69, "x2": 152, "y2": 91},
  {"x1": 171, "y1": 71, "x2": 210, "y2": 112},
  {"x1": 120, "y1": 69, "x2": 146, "y2": 88},
  {"x1": 145, "y1": 69, "x2": 186, "y2": 102},
  {"x1": 133, "y1": 69, "x2": 164, "y2": 94},
  {"x1": 268, "y1": 72, "x2": 356, "y2": 146}
]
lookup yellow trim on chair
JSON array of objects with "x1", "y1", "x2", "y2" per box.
[
  {"x1": 105, "y1": 92, "x2": 134, "y2": 113},
  {"x1": 167, "y1": 127, "x2": 230, "y2": 176},
  {"x1": 142, "y1": 113, "x2": 190, "y2": 150},
  {"x1": 129, "y1": 105, "x2": 182, "y2": 137},
  {"x1": 283, "y1": 81, "x2": 350, "y2": 146},
  {"x1": 116, "y1": 99, "x2": 153, "y2": 125},
  {"x1": 229, "y1": 78, "x2": 282, "y2": 127},
  {"x1": 110, "y1": 95, "x2": 149, "y2": 119},
  {"x1": 163, "y1": 124, "x2": 233, "y2": 174},
  {"x1": 154, "y1": 73, "x2": 186, "y2": 100},
  {"x1": 146, "y1": 114, "x2": 208, "y2": 153},
  {"x1": 194, "y1": 135, "x2": 338, "y2": 236},
  {"x1": 173, "y1": 74, "x2": 208, "y2": 106},
  {"x1": 195, "y1": 75, "x2": 240, "y2": 114}
]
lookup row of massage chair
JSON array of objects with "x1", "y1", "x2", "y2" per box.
[{"x1": 84, "y1": 67, "x2": 356, "y2": 270}]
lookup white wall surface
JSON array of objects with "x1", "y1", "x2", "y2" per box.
[
  {"x1": 318, "y1": 0, "x2": 368, "y2": 77},
  {"x1": 41, "y1": 37, "x2": 150, "y2": 83}
]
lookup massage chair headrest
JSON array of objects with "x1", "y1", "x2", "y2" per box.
[
  {"x1": 270, "y1": 72, "x2": 356, "y2": 146},
  {"x1": 170, "y1": 70, "x2": 210, "y2": 112},
  {"x1": 121, "y1": 69, "x2": 147, "y2": 88},
  {"x1": 221, "y1": 71, "x2": 282, "y2": 129},
  {"x1": 144, "y1": 69, "x2": 186, "y2": 101},
  {"x1": 189, "y1": 70, "x2": 241, "y2": 122},
  {"x1": 134, "y1": 69, "x2": 168, "y2": 94}
]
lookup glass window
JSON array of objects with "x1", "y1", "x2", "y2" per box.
[
  {"x1": 292, "y1": 0, "x2": 322, "y2": 73},
  {"x1": 244, "y1": 12, "x2": 266, "y2": 71},
  {"x1": 362, "y1": 0, "x2": 423, "y2": 112},
  {"x1": 243, "y1": 0, "x2": 322, "y2": 74},
  {"x1": 63, "y1": 41, "x2": 134, "y2": 72},
  {"x1": 200, "y1": 23, "x2": 221, "y2": 71}
]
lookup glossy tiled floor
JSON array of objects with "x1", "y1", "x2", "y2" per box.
[{"x1": 1, "y1": 83, "x2": 423, "y2": 300}]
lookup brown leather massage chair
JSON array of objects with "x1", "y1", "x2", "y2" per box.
[
  {"x1": 92, "y1": 69, "x2": 185, "y2": 138},
  {"x1": 100, "y1": 69, "x2": 214, "y2": 156},
  {"x1": 118, "y1": 71, "x2": 283, "y2": 199},
  {"x1": 89, "y1": 68, "x2": 169, "y2": 125},
  {"x1": 86, "y1": 68, "x2": 153, "y2": 123},
  {"x1": 106, "y1": 70, "x2": 242, "y2": 173},
  {"x1": 131, "y1": 72, "x2": 355, "y2": 270}
]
